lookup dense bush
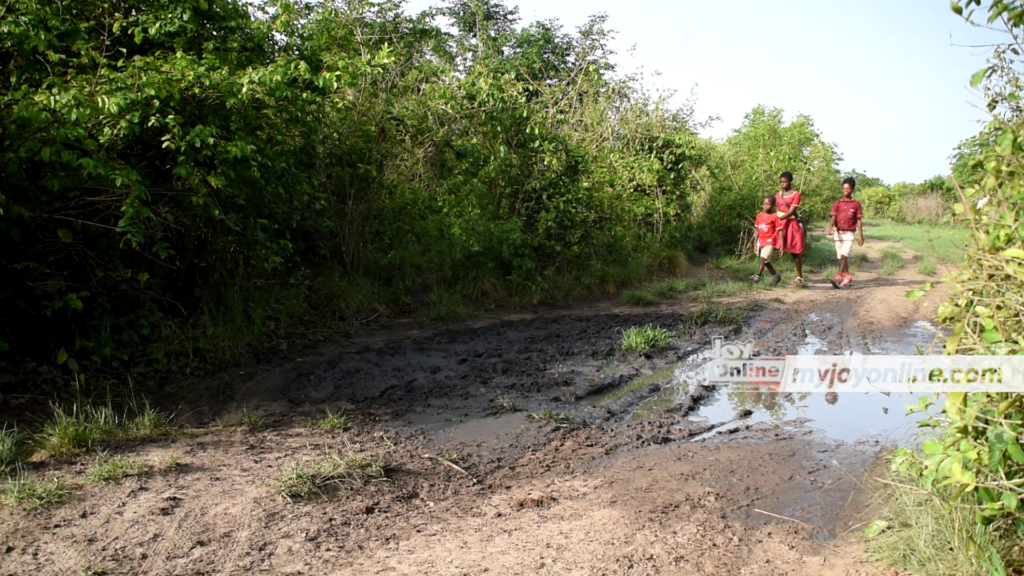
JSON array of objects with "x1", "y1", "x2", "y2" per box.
[
  {"x1": 0, "y1": 0, "x2": 844, "y2": 399},
  {"x1": 892, "y1": 2, "x2": 1024, "y2": 573}
]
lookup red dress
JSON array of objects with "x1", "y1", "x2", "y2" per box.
[{"x1": 775, "y1": 191, "x2": 805, "y2": 255}]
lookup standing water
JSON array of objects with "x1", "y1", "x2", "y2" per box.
[{"x1": 614, "y1": 316, "x2": 944, "y2": 444}]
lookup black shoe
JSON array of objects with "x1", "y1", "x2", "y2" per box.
[
  {"x1": 829, "y1": 278, "x2": 841, "y2": 289},
  {"x1": 772, "y1": 274, "x2": 781, "y2": 286}
]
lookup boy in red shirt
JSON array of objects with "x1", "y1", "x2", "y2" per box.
[
  {"x1": 753, "y1": 196, "x2": 783, "y2": 285},
  {"x1": 827, "y1": 177, "x2": 864, "y2": 288}
]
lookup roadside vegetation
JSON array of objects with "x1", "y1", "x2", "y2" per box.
[
  {"x1": 866, "y1": 3, "x2": 1024, "y2": 575},
  {"x1": 0, "y1": 0, "x2": 853, "y2": 409}
]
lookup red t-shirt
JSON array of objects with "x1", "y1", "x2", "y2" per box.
[
  {"x1": 830, "y1": 198, "x2": 863, "y2": 231},
  {"x1": 755, "y1": 212, "x2": 780, "y2": 246}
]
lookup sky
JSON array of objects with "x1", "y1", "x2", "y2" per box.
[{"x1": 402, "y1": 0, "x2": 1006, "y2": 185}]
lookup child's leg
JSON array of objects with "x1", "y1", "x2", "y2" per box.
[
  {"x1": 764, "y1": 260, "x2": 778, "y2": 276},
  {"x1": 839, "y1": 255, "x2": 849, "y2": 275}
]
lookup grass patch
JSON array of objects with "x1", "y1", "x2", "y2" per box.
[
  {"x1": 85, "y1": 454, "x2": 148, "y2": 484},
  {"x1": 34, "y1": 402, "x2": 172, "y2": 459},
  {"x1": 312, "y1": 409, "x2": 352, "y2": 431},
  {"x1": 879, "y1": 247, "x2": 905, "y2": 277},
  {"x1": 622, "y1": 289, "x2": 658, "y2": 306},
  {"x1": 0, "y1": 426, "x2": 19, "y2": 472},
  {"x1": 915, "y1": 254, "x2": 938, "y2": 276},
  {"x1": 619, "y1": 325, "x2": 673, "y2": 353},
  {"x1": 272, "y1": 449, "x2": 389, "y2": 503},
  {"x1": 863, "y1": 219, "x2": 969, "y2": 264},
  {"x1": 161, "y1": 454, "x2": 186, "y2": 471},
  {"x1": 488, "y1": 395, "x2": 518, "y2": 416},
  {"x1": 697, "y1": 280, "x2": 749, "y2": 299},
  {"x1": 679, "y1": 304, "x2": 750, "y2": 332},
  {"x1": 1, "y1": 471, "x2": 71, "y2": 510},
  {"x1": 865, "y1": 469, "x2": 1003, "y2": 576},
  {"x1": 239, "y1": 406, "x2": 265, "y2": 428},
  {"x1": 623, "y1": 279, "x2": 701, "y2": 306},
  {"x1": 526, "y1": 407, "x2": 575, "y2": 428},
  {"x1": 81, "y1": 566, "x2": 108, "y2": 576}
]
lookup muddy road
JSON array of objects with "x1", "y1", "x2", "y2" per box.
[{"x1": 0, "y1": 241, "x2": 950, "y2": 576}]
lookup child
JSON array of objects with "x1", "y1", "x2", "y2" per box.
[
  {"x1": 752, "y1": 195, "x2": 783, "y2": 285},
  {"x1": 827, "y1": 177, "x2": 864, "y2": 288}
]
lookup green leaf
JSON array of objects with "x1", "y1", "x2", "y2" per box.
[
  {"x1": 998, "y1": 129, "x2": 1015, "y2": 152},
  {"x1": 863, "y1": 520, "x2": 890, "y2": 538},
  {"x1": 1007, "y1": 438, "x2": 1024, "y2": 464},
  {"x1": 0, "y1": 340, "x2": 8, "y2": 352},
  {"x1": 982, "y1": 329, "x2": 1004, "y2": 344},
  {"x1": 1003, "y1": 491, "x2": 1021, "y2": 512},
  {"x1": 57, "y1": 229, "x2": 73, "y2": 242},
  {"x1": 952, "y1": 1, "x2": 964, "y2": 16},
  {"x1": 947, "y1": 392, "x2": 966, "y2": 420},
  {"x1": 907, "y1": 289, "x2": 926, "y2": 300},
  {"x1": 922, "y1": 439, "x2": 943, "y2": 454},
  {"x1": 66, "y1": 359, "x2": 79, "y2": 373},
  {"x1": 1003, "y1": 248, "x2": 1024, "y2": 260},
  {"x1": 971, "y1": 67, "x2": 989, "y2": 88},
  {"x1": 56, "y1": 349, "x2": 68, "y2": 365}
]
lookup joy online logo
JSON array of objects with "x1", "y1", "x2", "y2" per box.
[{"x1": 706, "y1": 337, "x2": 785, "y2": 384}]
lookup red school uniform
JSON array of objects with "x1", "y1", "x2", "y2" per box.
[
  {"x1": 830, "y1": 198, "x2": 863, "y2": 231},
  {"x1": 755, "y1": 212, "x2": 780, "y2": 248}
]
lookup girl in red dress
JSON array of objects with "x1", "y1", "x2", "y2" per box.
[{"x1": 775, "y1": 171, "x2": 805, "y2": 284}]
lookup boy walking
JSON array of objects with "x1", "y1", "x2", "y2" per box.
[{"x1": 827, "y1": 177, "x2": 864, "y2": 288}]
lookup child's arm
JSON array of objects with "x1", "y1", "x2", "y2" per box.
[
  {"x1": 856, "y1": 203, "x2": 865, "y2": 245},
  {"x1": 826, "y1": 214, "x2": 836, "y2": 236}
]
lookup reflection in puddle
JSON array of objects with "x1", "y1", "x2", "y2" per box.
[
  {"x1": 603, "y1": 316, "x2": 944, "y2": 445},
  {"x1": 691, "y1": 386, "x2": 932, "y2": 444}
]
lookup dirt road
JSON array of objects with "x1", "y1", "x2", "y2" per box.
[{"x1": 0, "y1": 239, "x2": 949, "y2": 576}]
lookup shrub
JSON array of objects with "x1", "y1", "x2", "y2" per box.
[{"x1": 618, "y1": 325, "x2": 673, "y2": 352}]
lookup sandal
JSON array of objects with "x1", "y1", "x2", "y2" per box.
[{"x1": 791, "y1": 277, "x2": 804, "y2": 285}]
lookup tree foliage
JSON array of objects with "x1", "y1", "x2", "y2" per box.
[
  {"x1": 895, "y1": 2, "x2": 1024, "y2": 573},
  {"x1": 5, "y1": 0, "x2": 830, "y2": 395}
]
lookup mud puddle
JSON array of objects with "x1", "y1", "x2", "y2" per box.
[{"x1": 599, "y1": 311, "x2": 943, "y2": 446}]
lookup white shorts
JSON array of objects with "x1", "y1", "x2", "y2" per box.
[
  {"x1": 758, "y1": 245, "x2": 773, "y2": 259},
  {"x1": 834, "y1": 231, "x2": 855, "y2": 258}
]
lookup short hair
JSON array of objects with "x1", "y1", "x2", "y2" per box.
[
  {"x1": 842, "y1": 177, "x2": 856, "y2": 190},
  {"x1": 765, "y1": 195, "x2": 777, "y2": 208},
  {"x1": 780, "y1": 171, "x2": 793, "y2": 181}
]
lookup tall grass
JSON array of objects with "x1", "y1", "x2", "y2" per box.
[
  {"x1": 34, "y1": 401, "x2": 172, "y2": 458},
  {"x1": 866, "y1": 471, "x2": 1001, "y2": 576},
  {"x1": 0, "y1": 426, "x2": 18, "y2": 472},
  {"x1": 899, "y1": 193, "x2": 947, "y2": 224}
]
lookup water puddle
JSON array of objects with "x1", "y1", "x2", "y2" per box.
[
  {"x1": 598, "y1": 314, "x2": 944, "y2": 445},
  {"x1": 690, "y1": 387, "x2": 930, "y2": 444}
]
